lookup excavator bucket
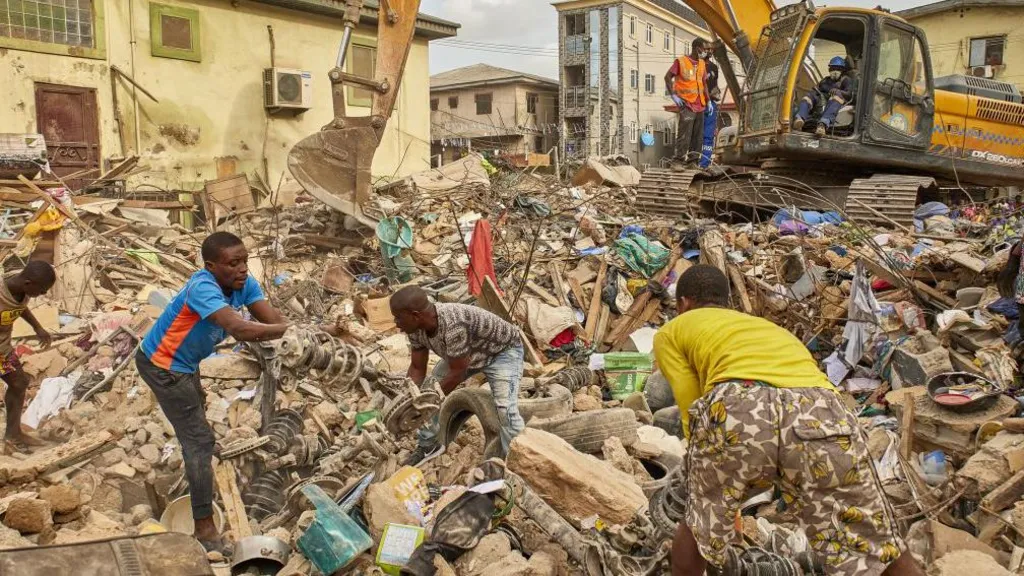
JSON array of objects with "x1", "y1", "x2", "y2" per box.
[{"x1": 287, "y1": 0, "x2": 421, "y2": 228}]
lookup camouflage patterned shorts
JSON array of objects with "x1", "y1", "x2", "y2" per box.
[{"x1": 681, "y1": 381, "x2": 904, "y2": 576}]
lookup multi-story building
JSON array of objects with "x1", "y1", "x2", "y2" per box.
[
  {"x1": 552, "y1": 0, "x2": 713, "y2": 166},
  {"x1": 896, "y1": 0, "x2": 1024, "y2": 89},
  {"x1": 429, "y1": 63, "x2": 559, "y2": 165}
]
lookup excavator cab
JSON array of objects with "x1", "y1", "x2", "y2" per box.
[{"x1": 738, "y1": 1, "x2": 936, "y2": 165}]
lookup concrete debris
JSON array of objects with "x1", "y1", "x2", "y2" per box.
[
  {"x1": 506, "y1": 428, "x2": 646, "y2": 526},
  {"x1": 2, "y1": 498, "x2": 52, "y2": 534},
  {"x1": 1, "y1": 154, "x2": 1022, "y2": 575},
  {"x1": 38, "y1": 485, "x2": 81, "y2": 515},
  {"x1": 928, "y1": 550, "x2": 1011, "y2": 576}
]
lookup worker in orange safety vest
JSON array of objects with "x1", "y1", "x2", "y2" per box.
[{"x1": 665, "y1": 38, "x2": 710, "y2": 169}]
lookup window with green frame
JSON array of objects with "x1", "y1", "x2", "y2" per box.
[
  {"x1": 150, "y1": 2, "x2": 200, "y2": 62},
  {"x1": 348, "y1": 36, "x2": 377, "y2": 108},
  {"x1": 0, "y1": 0, "x2": 106, "y2": 58}
]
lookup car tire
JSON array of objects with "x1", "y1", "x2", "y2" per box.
[
  {"x1": 437, "y1": 387, "x2": 503, "y2": 460},
  {"x1": 520, "y1": 383, "x2": 573, "y2": 422},
  {"x1": 527, "y1": 408, "x2": 639, "y2": 453}
]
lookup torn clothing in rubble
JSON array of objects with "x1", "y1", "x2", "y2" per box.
[
  {"x1": 407, "y1": 303, "x2": 521, "y2": 371},
  {"x1": 417, "y1": 345, "x2": 526, "y2": 454},
  {"x1": 682, "y1": 381, "x2": 904, "y2": 576}
]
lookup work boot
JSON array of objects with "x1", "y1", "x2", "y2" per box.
[
  {"x1": 403, "y1": 443, "x2": 444, "y2": 467},
  {"x1": 815, "y1": 124, "x2": 827, "y2": 137},
  {"x1": 792, "y1": 117, "x2": 805, "y2": 131}
]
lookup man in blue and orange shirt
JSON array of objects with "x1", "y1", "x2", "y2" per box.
[{"x1": 136, "y1": 231, "x2": 289, "y2": 554}]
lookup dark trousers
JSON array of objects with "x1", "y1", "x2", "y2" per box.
[
  {"x1": 675, "y1": 107, "x2": 705, "y2": 163},
  {"x1": 135, "y1": 350, "x2": 215, "y2": 519},
  {"x1": 796, "y1": 92, "x2": 844, "y2": 128}
]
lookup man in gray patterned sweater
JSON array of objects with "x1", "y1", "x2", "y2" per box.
[{"x1": 390, "y1": 285, "x2": 526, "y2": 465}]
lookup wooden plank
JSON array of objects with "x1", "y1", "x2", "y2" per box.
[
  {"x1": 595, "y1": 304, "x2": 611, "y2": 344},
  {"x1": 478, "y1": 276, "x2": 545, "y2": 367},
  {"x1": 610, "y1": 299, "x2": 661, "y2": 351},
  {"x1": 547, "y1": 262, "x2": 570, "y2": 307},
  {"x1": 913, "y1": 280, "x2": 956, "y2": 309},
  {"x1": 525, "y1": 280, "x2": 561, "y2": 308},
  {"x1": 727, "y1": 265, "x2": 752, "y2": 314},
  {"x1": 604, "y1": 248, "x2": 680, "y2": 346},
  {"x1": 567, "y1": 277, "x2": 587, "y2": 311},
  {"x1": 585, "y1": 261, "x2": 608, "y2": 340},
  {"x1": 214, "y1": 461, "x2": 254, "y2": 540},
  {"x1": 982, "y1": 469, "x2": 1024, "y2": 512},
  {"x1": 900, "y1": 398, "x2": 914, "y2": 461}
]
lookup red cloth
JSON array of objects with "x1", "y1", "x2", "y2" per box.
[
  {"x1": 549, "y1": 328, "x2": 575, "y2": 348},
  {"x1": 467, "y1": 219, "x2": 498, "y2": 296}
]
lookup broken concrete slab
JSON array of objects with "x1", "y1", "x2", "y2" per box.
[
  {"x1": 198, "y1": 354, "x2": 261, "y2": 380},
  {"x1": 38, "y1": 485, "x2": 81, "y2": 515},
  {"x1": 602, "y1": 436, "x2": 634, "y2": 475},
  {"x1": 506, "y1": 428, "x2": 646, "y2": 526},
  {"x1": 2, "y1": 498, "x2": 52, "y2": 534},
  {"x1": 455, "y1": 532, "x2": 513, "y2": 575},
  {"x1": 958, "y1": 432, "x2": 1024, "y2": 498},
  {"x1": 363, "y1": 482, "x2": 418, "y2": 541},
  {"x1": 571, "y1": 159, "x2": 641, "y2": 188},
  {"x1": 928, "y1": 550, "x2": 1010, "y2": 576},
  {"x1": 890, "y1": 332, "x2": 953, "y2": 388}
]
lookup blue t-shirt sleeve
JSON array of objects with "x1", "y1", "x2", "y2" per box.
[
  {"x1": 185, "y1": 276, "x2": 230, "y2": 320},
  {"x1": 242, "y1": 276, "x2": 265, "y2": 307}
]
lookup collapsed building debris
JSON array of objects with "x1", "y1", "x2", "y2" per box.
[{"x1": 1, "y1": 151, "x2": 1023, "y2": 575}]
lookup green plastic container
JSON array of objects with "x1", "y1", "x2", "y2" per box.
[
  {"x1": 355, "y1": 409, "x2": 381, "y2": 431},
  {"x1": 296, "y1": 484, "x2": 373, "y2": 575},
  {"x1": 604, "y1": 352, "x2": 654, "y2": 400}
]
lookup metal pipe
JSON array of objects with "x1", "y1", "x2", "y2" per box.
[
  {"x1": 505, "y1": 472, "x2": 604, "y2": 576},
  {"x1": 336, "y1": 25, "x2": 354, "y2": 70}
]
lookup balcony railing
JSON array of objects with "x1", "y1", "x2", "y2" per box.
[{"x1": 564, "y1": 35, "x2": 586, "y2": 57}]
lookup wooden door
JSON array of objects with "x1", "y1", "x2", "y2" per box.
[{"x1": 34, "y1": 83, "x2": 100, "y2": 187}]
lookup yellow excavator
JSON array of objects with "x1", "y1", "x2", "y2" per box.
[{"x1": 638, "y1": 0, "x2": 1024, "y2": 227}]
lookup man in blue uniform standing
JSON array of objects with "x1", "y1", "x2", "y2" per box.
[{"x1": 793, "y1": 56, "x2": 854, "y2": 137}]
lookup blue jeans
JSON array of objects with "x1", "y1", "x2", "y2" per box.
[
  {"x1": 796, "y1": 91, "x2": 844, "y2": 128},
  {"x1": 417, "y1": 345, "x2": 526, "y2": 454}
]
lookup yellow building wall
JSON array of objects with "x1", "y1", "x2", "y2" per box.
[
  {"x1": 0, "y1": 0, "x2": 433, "y2": 191},
  {"x1": 906, "y1": 7, "x2": 1024, "y2": 87}
]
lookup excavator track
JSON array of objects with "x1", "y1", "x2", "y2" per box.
[
  {"x1": 635, "y1": 168, "x2": 704, "y2": 219},
  {"x1": 637, "y1": 167, "x2": 937, "y2": 230},
  {"x1": 844, "y1": 174, "x2": 937, "y2": 230}
]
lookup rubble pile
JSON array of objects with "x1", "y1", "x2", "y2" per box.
[{"x1": 1, "y1": 154, "x2": 1023, "y2": 574}]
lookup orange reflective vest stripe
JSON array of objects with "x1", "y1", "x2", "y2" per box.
[{"x1": 673, "y1": 56, "x2": 707, "y2": 109}]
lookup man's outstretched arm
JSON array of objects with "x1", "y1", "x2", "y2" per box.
[{"x1": 209, "y1": 308, "x2": 289, "y2": 342}]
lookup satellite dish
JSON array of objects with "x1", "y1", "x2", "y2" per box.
[{"x1": 640, "y1": 132, "x2": 656, "y2": 146}]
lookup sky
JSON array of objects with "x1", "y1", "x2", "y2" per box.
[{"x1": 420, "y1": 0, "x2": 938, "y2": 78}]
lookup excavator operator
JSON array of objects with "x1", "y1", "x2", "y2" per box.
[{"x1": 793, "y1": 56, "x2": 854, "y2": 137}]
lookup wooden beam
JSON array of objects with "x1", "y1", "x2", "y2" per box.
[
  {"x1": 610, "y1": 299, "x2": 661, "y2": 351},
  {"x1": 525, "y1": 280, "x2": 561, "y2": 308},
  {"x1": 982, "y1": 469, "x2": 1024, "y2": 513},
  {"x1": 900, "y1": 399, "x2": 914, "y2": 461},
  {"x1": 913, "y1": 280, "x2": 957, "y2": 309},
  {"x1": 214, "y1": 461, "x2": 254, "y2": 540},
  {"x1": 585, "y1": 261, "x2": 608, "y2": 340},
  {"x1": 567, "y1": 277, "x2": 587, "y2": 311},
  {"x1": 727, "y1": 265, "x2": 752, "y2": 314},
  {"x1": 547, "y1": 262, "x2": 569, "y2": 307}
]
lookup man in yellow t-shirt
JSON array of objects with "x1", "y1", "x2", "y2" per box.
[{"x1": 653, "y1": 265, "x2": 921, "y2": 576}]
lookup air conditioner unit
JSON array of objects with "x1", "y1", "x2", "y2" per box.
[
  {"x1": 263, "y1": 67, "x2": 313, "y2": 110},
  {"x1": 970, "y1": 65, "x2": 994, "y2": 79}
]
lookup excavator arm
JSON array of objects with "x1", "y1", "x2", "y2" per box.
[
  {"x1": 681, "y1": 0, "x2": 776, "y2": 71},
  {"x1": 287, "y1": 0, "x2": 421, "y2": 228}
]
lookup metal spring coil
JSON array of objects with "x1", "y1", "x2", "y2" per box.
[
  {"x1": 549, "y1": 365, "x2": 593, "y2": 393},
  {"x1": 280, "y1": 328, "x2": 364, "y2": 386},
  {"x1": 264, "y1": 409, "x2": 304, "y2": 455},
  {"x1": 243, "y1": 469, "x2": 289, "y2": 522}
]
